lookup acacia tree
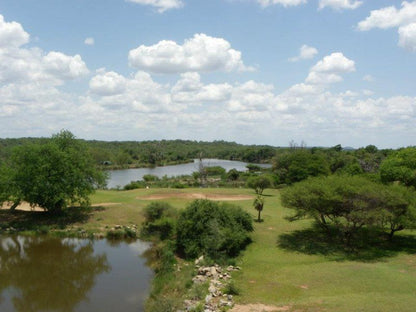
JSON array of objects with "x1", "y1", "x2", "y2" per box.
[
  {"x1": 281, "y1": 175, "x2": 416, "y2": 240},
  {"x1": 3, "y1": 130, "x2": 107, "y2": 213},
  {"x1": 380, "y1": 147, "x2": 416, "y2": 187},
  {"x1": 246, "y1": 175, "x2": 273, "y2": 195}
]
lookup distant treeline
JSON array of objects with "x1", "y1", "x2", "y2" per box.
[{"x1": 0, "y1": 138, "x2": 277, "y2": 168}]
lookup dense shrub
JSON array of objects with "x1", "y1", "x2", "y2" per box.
[
  {"x1": 142, "y1": 202, "x2": 178, "y2": 240},
  {"x1": 176, "y1": 200, "x2": 253, "y2": 259}
]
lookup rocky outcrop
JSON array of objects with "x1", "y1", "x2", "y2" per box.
[{"x1": 182, "y1": 256, "x2": 241, "y2": 312}]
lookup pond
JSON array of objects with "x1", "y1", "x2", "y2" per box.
[
  {"x1": 0, "y1": 236, "x2": 153, "y2": 312},
  {"x1": 107, "y1": 158, "x2": 271, "y2": 188}
]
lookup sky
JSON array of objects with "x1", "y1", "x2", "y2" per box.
[{"x1": 0, "y1": 0, "x2": 415, "y2": 148}]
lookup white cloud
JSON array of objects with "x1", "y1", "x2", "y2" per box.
[
  {"x1": 43, "y1": 52, "x2": 89, "y2": 79},
  {"x1": 89, "y1": 71, "x2": 127, "y2": 96},
  {"x1": 84, "y1": 37, "x2": 95, "y2": 45},
  {"x1": 289, "y1": 45, "x2": 318, "y2": 62},
  {"x1": 358, "y1": 1, "x2": 416, "y2": 31},
  {"x1": 126, "y1": 0, "x2": 184, "y2": 13},
  {"x1": 305, "y1": 52, "x2": 355, "y2": 85},
  {"x1": 0, "y1": 15, "x2": 89, "y2": 86},
  {"x1": 398, "y1": 22, "x2": 416, "y2": 51},
  {"x1": 128, "y1": 33, "x2": 253, "y2": 73},
  {"x1": 0, "y1": 14, "x2": 29, "y2": 48},
  {"x1": 363, "y1": 74, "x2": 374, "y2": 82},
  {"x1": 310, "y1": 52, "x2": 355, "y2": 73},
  {"x1": 257, "y1": 0, "x2": 307, "y2": 7},
  {"x1": 318, "y1": 0, "x2": 362, "y2": 11},
  {"x1": 357, "y1": 2, "x2": 416, "y2": 52}
]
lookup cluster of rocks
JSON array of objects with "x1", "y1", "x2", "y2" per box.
[{"x1": 182, "y1": 256, "x2": 241, "y2": 312}]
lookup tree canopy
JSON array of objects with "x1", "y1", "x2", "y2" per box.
[
  {"x1": 281, "y1": 175, "x2": 416, "y2": 240},
  {"x1": 380, "y1": 147, "x2": 416, "y2": 188},
  {"x1": 1, "y1": 130, "x2": 107, "y2": 212}
]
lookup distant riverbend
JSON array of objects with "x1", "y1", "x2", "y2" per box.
[{"x1": 107, "y1": 159, "x2": 271, "y2": 188}]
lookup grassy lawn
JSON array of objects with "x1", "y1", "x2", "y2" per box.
[
  {"x1": 6, "y1": 187, "x2": 413, "y2": 311},
  {"x1": 88, "y1": 187, "x2": 416, "y2": 311}
]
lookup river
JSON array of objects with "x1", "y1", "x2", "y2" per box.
[
  {"x1": 0, "y1": 236, "x2": 153, "y2": 312},
  {"x1": 107, "y1": 158, "x2": 271, "y2": 188}
]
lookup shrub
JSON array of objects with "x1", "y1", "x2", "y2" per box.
[
  {"x1": 176, "y1": 200, "x2": 253, "y2": 260},
  {"x1": 142, "y1": 202, "x2": 178, "y2": 240}
]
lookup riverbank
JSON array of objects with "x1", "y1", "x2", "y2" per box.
[{"x1": 1, "y1": 187, "x2": 416, "y2": 312}]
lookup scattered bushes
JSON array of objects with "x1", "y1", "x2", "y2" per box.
[{"x1": 141, "y1": 202, "x2": 178, "y2": 240}]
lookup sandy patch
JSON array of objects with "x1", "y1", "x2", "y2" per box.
[
  {"x1": 91, "y1": 202, "x2": 121, "y2": 207},
  {"x1": 230, "y1": 304, "x2": 290, "y2": 312},
  {"x1": 137, "y1": 192, "x2": 253, "y2": 201},
  {"x1": 1, "y1": 201, "x2": 44, "y2": 212}
]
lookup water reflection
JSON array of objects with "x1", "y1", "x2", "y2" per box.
[
  {"x1": 0, "y1": 236, "x2": 109, "y2": 312},
  {"x1": 0, "y1": 236, "x2": 153, "y2": 312}
]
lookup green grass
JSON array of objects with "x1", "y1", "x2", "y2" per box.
[
  {"x1": 92, "y1": 187, "x2": 416, "y2": 311},
  {"x1": 3, "y1": 187, "x2": 415, "y2": 311}
]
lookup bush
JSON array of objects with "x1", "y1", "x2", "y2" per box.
[
  {"x1": 176, "y1": 200, "x2": 253, "y2": 260},
  {"x1": 142, "y1": 202, "x2": 178, "y2": 240}
]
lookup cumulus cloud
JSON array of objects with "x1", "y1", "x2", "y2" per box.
[
  {"x1": 289, "y1": 45, "x2": 318, "y2": 62},
  {"x1": 89, "y1": 71, "x2": 127, "y2": 96},
  {"x1": 357, "y1": 1, "x2": 416, "y2": 51},
  {"x1": 257, "y1": 0, "x2": 307, "y2": 7},
  {"x1": 398, "y1": 22, "x2": 416, "y2": 51},
  {"x1": 84, "y1": 37, "x2": 95, "y2": 45},
  {"x1": 43, "y1": 52, "x2": 89, "y2": 79},
  {"x1": 0, "y1": 15, "x2": 29, "y2": 48},
  {"x1": 128, "y1": 33, "x2": 253, "y2": 74},
  {"x1": 318, "y1": 0, "x2": 362, "y2": 11},
  {"x1": 126, "y1": 0, "x2": 184, "y2": 13},
  {"x1": 357, "y1": 1, "x2": 416, "y2": 31}
]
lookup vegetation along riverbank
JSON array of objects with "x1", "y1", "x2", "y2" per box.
[{"x1": 1, "y1": 132, "x2": 416, "y2": 311}]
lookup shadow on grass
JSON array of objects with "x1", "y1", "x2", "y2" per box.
[
  {"x1": 0, "y1": 206, "x2": 95, "y2": 232},
  {"x1": 277, "y1": 225, "x2": 416, "y2": 262}
]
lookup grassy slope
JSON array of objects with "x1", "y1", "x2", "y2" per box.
[{"x1": 89, "y1": 188, "x2": 416, "y2": 312}]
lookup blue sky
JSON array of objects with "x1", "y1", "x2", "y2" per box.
[{"x1": 0, "y1": 0, "x2": 415, "y2": 148}]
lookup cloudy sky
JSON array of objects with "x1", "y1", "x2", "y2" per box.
[{"x1": 0, "y1": 0, "x2": 415, "y2": 148}]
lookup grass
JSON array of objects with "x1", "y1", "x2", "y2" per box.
[{"x1": 2, "y1": 187, "x2": 416, "y2": 311}]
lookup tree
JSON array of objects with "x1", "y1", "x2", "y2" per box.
[
  {"x1": 380, "y1": 147, "x2": 416, "y2": 188},
  {"x1": 281, "y1": 175, "x2": 416, "y2": 240},
  {"x1": 4, "y1": 130, "x2": 107, "y2": 213},
  {"x1": 273, "y1": 150, "x2": 330, "y2": 184},
  {"x1": 246, "y1": 175, "x2": 273, "y2": 195},
  {"x1": 253, "y1": 195, "x2": 265, "y2": 222}
]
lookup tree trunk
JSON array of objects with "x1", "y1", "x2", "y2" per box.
[
  {"x1": 257, "y1": 209, "x2": 261, "y2": 222},
  {"x1": 10, "y1": 201, "x2": 20, "y2": 212}
]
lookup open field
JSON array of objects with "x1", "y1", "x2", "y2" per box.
[
  {"x1": 90, "y1": 188, "x2": 416, "y2": 311},
  {"x1": 2, "y1": 187, "x2": 416, "y2": 311}
]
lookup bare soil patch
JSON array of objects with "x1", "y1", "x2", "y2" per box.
[
  {"x1": 230, "y1": 304, "x2": 290, "y2": 312},
  {"x1": 137, "y1": 192, "x2": 253, "y2": 201},
  {"x1": 1, "y1": 201, "x2": 44, "y2": 212},
  {"x1": 91, "y1": 202, "x2": 121, "y2": 207}
]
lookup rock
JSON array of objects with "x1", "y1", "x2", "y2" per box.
[
  {"x1": 195, "y1": 255, "x2": 204, "y2": 265},
  {"x1": 205, "y1": 294, "x2": 212, "y2": 304},
  {"x1": 115, "y1": 225, "x2": 122, "y2": 229}
]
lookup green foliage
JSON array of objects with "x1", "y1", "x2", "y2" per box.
[
  {"x1": 205, "y1": 166, "x2": 226, "y2": 176},
  {"x1": 380, "y1": 147, "x2": 416, "y2": 187},
  {"x1": 273, "y1": 150, "x2": 330, "y2": 184},
  {"x1": 281, "y1": 175, "x2": 416, "y2": 240},
  {"x1": 142, "y1": 202, "x2": 178, "y2": 240},
  {"x1": 176, "y1": 200, "x2": 253, "y2": 260},
  {"x1": 143, "y1": 174, "x2": 160, "y2": 182},
  {"x1": 4, "y1": 130, "x2": 107, "y2": 212},
  {"x1": 226, "y1": 168, "x2": 240, "y2": 181},
  {"x1": 246, "y1": 175, "x2": 273, "y2": 195},
  {"x1": 253, "y1": 195, "x2": 265, "y2": 222}
]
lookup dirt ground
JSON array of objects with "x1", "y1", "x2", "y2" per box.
[
  {"x1": 230, "y1": 304, "x2": 290, "y2": 312},
  {"x1": 1, "y1": 201, "x2": 44, "y2": 212},
  {"x1": 137, "y1": 192, "x2": 253, "y2": 201}
]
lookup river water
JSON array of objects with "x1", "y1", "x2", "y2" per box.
[
  {"x1": 107, "y1": 158, "x2": 271, "y2": 188},
  {"x1": 0, "y1": 236, "x2": 153, "y2": 312}
]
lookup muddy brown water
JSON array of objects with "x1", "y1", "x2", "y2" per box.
[{"x1": 0, "y1": 236, "x2": 153, "y2": 312}]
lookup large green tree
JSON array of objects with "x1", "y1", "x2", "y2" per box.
[
  {"x1": 380, "y1": 147, "x2": 416, "y2": 188},
  {"x1": 3, "y1": 130, "x2": 107, "y2": 213},
  {"x1": 281, "y1": 175, "x2": 416, "y2": 240}
]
